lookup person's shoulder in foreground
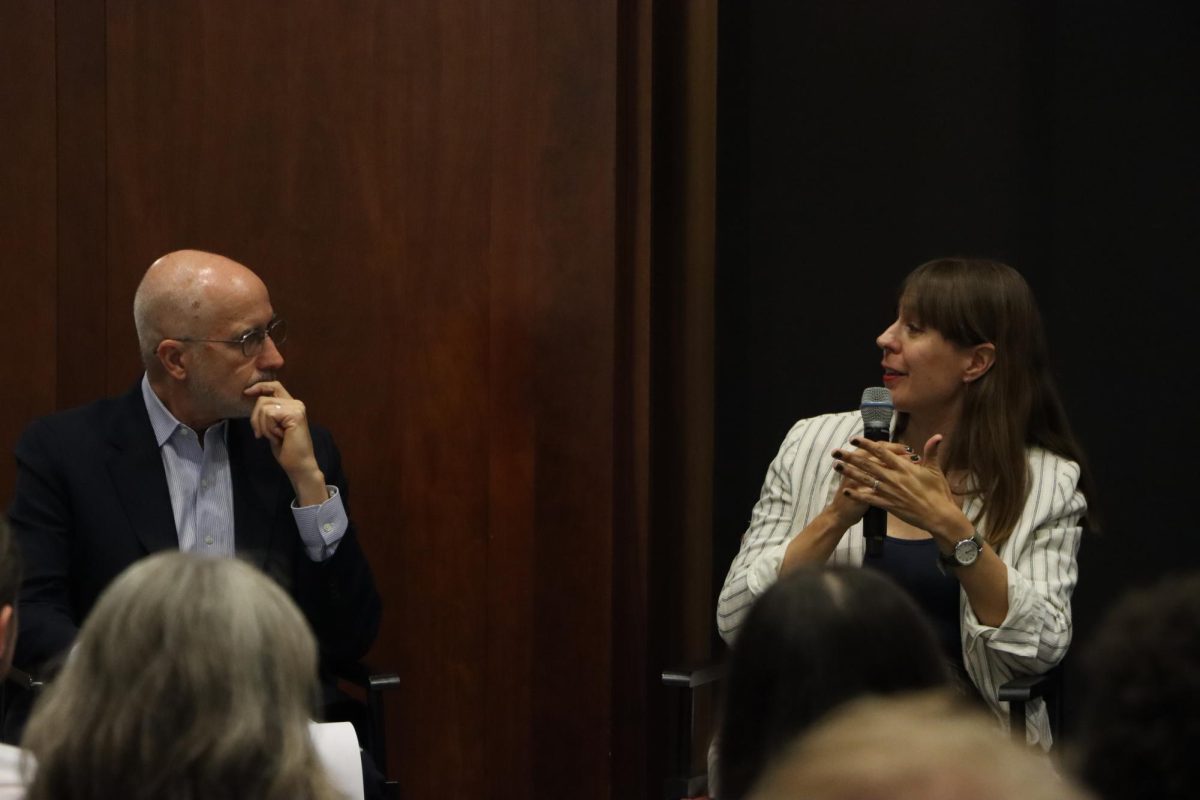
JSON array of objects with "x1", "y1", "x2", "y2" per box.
[
  {"x1": 1075, "y1": 570, "x2": 1200, "y2": 800},
  {"x1": 750, "y1": 690, "x2": 1093, "y2": 800},
  {"x1": 0, "y1": 515, "x2": 35, "y2": 796}
]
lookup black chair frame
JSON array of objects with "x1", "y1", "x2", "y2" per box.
[{"x1": 661, "y1": 661, "x2": 1060, "y2": 800}]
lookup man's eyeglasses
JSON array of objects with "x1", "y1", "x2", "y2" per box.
[{"x1": 172, "y1": 317, "x2": 288, "y2": 358}]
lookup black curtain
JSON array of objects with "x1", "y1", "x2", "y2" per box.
[{"x1": 715, "y1": 0, "x2": 1200, "y2": 739}]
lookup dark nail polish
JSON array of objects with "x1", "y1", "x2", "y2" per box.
[
  {"x1": 850, "y1": 438, "x2": 862, "y2": 446},
  {"x1": 905, "y1": 445, "x2": 914, "y2": 453},
  {"x1": 834, "y1": 463, "x2": 843, "y2": 472},
  {"x1": 843, "y1": 489, "x2": 851, "y2": 496},
  {"x1": 911, "y1": 454, "x2": 921, "y2": 462},
  {"x1": 832, "y1": 451, "x2": 843, "y2": 460}
]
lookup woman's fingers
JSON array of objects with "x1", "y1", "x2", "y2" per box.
[
  {"x1": 833, "y1": 457, "x2": 883, "y2": 493},
  {"x1": 832, "y1": 437, "x2": 932, "y2": 509},
  {"x1": 922, "y1": 434, "x2": 944, "y2": 471}
]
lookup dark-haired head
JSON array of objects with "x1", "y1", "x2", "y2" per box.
[
  {"x1": 0, "y1": 515, "x2": 20, "y2": 611},
  {"x1": 1077, "y1": 571, "x2": 1200, "y2": 800},
  {"x1": 0, "y1": 515, "x2": 21, "y2": 678},
  {"x1": 716, "y1": 565, "x2": 950, "y2": 800},
  {"x1": 897, "y1": 258, "x2": 1095, "y2": 543}
]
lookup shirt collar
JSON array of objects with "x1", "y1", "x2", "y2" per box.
[{"x1": 140, "y1": 373, "x2": 227, "y2": 448}]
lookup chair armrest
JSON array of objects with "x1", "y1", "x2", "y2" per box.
[
  {"x1": 329, "y1": 660, "x2": 400, "y2": 692},
  {"x1": 662, "y1": 660, "x2": 725, "y2": 800},
  {"x1": 997, "y1": 671, "x2": 1055, "y2": 703},
  {"x1": 327, "y1": 660, "x2": 401, "y2": 796},
  {"x1": 998, "y1": 668, "x2": 1061, "y2": 745},
  {"x1": 662, "y1": 661, "x2": 725, "y2": 690},
  {"x1": 4, "y1": 667, "x2": 45, "y2": 694}
]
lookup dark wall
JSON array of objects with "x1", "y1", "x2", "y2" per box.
[
  {"x1": 0, "y1": 1, "x2": 57, "y2": 498},
  {"x1": 716, "y1": 0, "x2": 1199, "y2": 738}
]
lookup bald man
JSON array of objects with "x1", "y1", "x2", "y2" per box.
[{"x1": 5, "y1": 251, "x2": 381, "y2": 731}]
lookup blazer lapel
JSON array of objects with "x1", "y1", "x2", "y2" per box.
[
  {"x1": 227, "y1": 420, "x2": 282, "y2": 569},
  {"x1": 107, "y1": 385, "x2": 179, "y2": 555}
]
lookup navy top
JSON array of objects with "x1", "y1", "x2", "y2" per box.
[{"x1": 864, "y1": 535, "x2": 971, "y2": 685}]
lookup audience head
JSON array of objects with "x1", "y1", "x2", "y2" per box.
[
  {"x1": 0, "y1": 515, "x2": 21, "y2": 678},
  {"x1": 749, "y1": 690, "x2": 1093, "y2": 800},
  {"x1": 22, "y1": 552, "x2": 334, "y2": 800},
  {"x1": 1075, "y1": 571, "x2": 1200, "y2": 800},
  {"x1": 716, "y1": 565, "x2": 951, "y2": 800}
]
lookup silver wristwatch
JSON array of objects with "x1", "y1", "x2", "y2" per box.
[{"x1": 937, "y1": 531, "x2": 984, "y2": 574}]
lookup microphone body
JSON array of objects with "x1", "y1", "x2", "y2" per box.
[{"x1": 859, "y1": 388, "x2": 894, "y2": 558}]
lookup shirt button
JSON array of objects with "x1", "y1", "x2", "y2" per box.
[
  {"x1": 322, "y1": 523, "x2": 334, "y2": 534},
  {"x1": 205, "y1": 536, "x2": 213, "y2": 545}
]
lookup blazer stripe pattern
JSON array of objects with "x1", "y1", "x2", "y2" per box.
[{"x1": 716, "y1": 411, "x2": 1086, "y2": 748}]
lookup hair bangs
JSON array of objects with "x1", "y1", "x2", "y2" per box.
[{"x1": 899, "y1": 259, "x2": 990, "y2": 348}]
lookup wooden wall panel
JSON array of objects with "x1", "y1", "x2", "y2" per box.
[
  {"x1": 56, "y1": 0, "x2": 109, "y2": 408},
  {"x1": 90, "y1": 2, "x2": 645, "y2": 797},
  {"x1": 2, "y1": 0, "x2": 656, "y2": 794},
  {"x1": 0, "y1": 1, "x2": 57, "y2": 507},
  {"x1": 485, "y1": 4, "x2": 541, "y2": 792},
  {"x1": 612, "y1": 0, "x2": 654, "y2": 794},
  {"x1": 524, "y1": 2, "x2": 619, "y2": 793}
]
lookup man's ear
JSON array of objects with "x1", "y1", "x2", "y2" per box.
[
  {"x1": 963, "y1": 342, "x2": 996, "y2": 384},
  {"x1": 0, "y1": 604, "x2": 13, "y2": 663},
  {"x1": 156, "y1": 339, "x2": 190, "y2": 380}
]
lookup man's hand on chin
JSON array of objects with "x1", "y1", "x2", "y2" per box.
[{"x1": 245, "y1": 381, "x2": 329, "y2": 506}]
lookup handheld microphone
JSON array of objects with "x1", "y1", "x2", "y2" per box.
[{"x1": 859, "y1": 387, "x2": 894, "y2": 558}]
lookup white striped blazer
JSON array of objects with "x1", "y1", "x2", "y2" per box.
[{"x1": 716, "y1": 411, "x2": 1086, "y2": 748}]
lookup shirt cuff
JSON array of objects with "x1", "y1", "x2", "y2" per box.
[
  {"x1": 291, "y1": 486, "x2": 347, "y2": 561},
  {"x1": 961, "y1": 566, "x2": 1044, "y2": 660}
]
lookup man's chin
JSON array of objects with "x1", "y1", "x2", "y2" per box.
[
  {"x1": 229, "y1": 404, "x2": 255, "y2": 420},
  {"x1": 208, "y1": 398, "x2": 255, "y2": 421}
]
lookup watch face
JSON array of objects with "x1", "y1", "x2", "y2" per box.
[{"x1": 954, "y1": 538, "x2": 980, "y2": 566}]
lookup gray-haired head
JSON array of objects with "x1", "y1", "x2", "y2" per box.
[{"x1": 22, "y1": 552, "x2": 335, "y2": 800}]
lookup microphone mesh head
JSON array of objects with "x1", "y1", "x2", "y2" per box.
[{"x1": 860, "y1": 387, "x2": 894, "y2": 430}]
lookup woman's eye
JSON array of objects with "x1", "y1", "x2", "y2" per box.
[{"x1": 905, "y1": 322, "x2": 923, "y2": 334}]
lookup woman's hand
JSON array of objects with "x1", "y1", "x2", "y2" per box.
[
  {"x1": 826, "y1": 469, "x2": 871, "y2": 528},
  {"x1": 779, "y1": 442, "x2": 884, "y2": 574},
  {"x1": 832, "y1": 435, "x2": 965, "y2": 545},
  {"x1": 834, "y1": 435, "x2": 1012, "y2": 627}
]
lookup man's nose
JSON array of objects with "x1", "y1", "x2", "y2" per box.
[{"x1": 257, "y1": 335, "x2": 285, "y2": 370}]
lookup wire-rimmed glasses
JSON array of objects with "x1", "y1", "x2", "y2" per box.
[{"x1": 172, "y1": 316, "x2": 288, "y2": 357}]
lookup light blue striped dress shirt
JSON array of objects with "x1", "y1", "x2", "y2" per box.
[{"x1": 141, "y1": 375, "x2": 345, "y2": 561}]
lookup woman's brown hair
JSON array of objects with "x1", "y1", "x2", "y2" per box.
[{"x1": 896, "y1": 258, "x2": 1095, "y2": 546}]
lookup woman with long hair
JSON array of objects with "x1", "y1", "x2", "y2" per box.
[
  {"x1": 21, "y1": 552, "x2": 339, "y2": 800},
  {"x1": 718, "y1": 258, "x2": 1093, "y2": 748},
  {"x1": 716, "y1": 565, "x2": 950, "y2": 800}
]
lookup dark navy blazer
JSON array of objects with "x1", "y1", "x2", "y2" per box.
[{"x1": 9, "y1": 382, "x2": 382, "y2": 673}]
